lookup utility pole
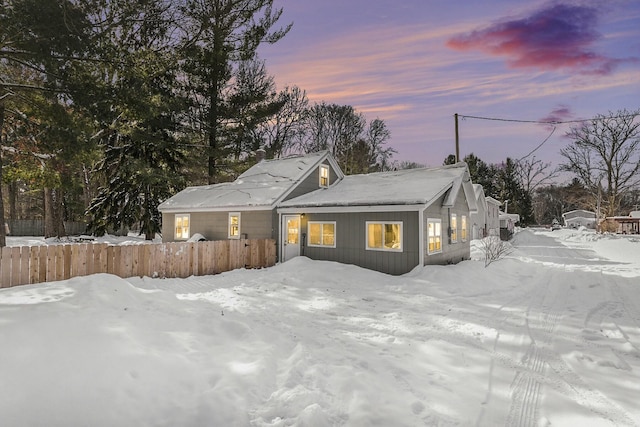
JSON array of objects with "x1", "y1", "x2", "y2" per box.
[{"x1": 454, "y1": 113, "x2": 460, "y2": 162}]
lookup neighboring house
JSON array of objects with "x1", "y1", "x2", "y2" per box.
[
  {"x1": 562, "y1": 210, "x2": 596, "y2": 229},
  {"x1": 468, "y1": 185, "x2": 502, "y2": 240},
  {"x1": 470, "y1": 184, "x2": 487, "y2": 240},
  {"x1": 159, "y1": 152, "x2": 478, "y2": 275},
  {"x1": 158, "y1": 151, "x2": 344, "y2": 244},
  {"x1": 485, "y1": 197, "x2": 502, "y2": 237},
  {"x1": 277, "y1": 162, "x2": 478, "y2": 275},
  {"x1": 603, "y1": 211, "x2": 640, "y2": 234},
  {"x1": 499, "y1": 211, "x2": 520, "y2": 240}
]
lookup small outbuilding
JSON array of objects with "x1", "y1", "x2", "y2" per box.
[
  {"x1": 603, "y1": 211, "x2": 640, "y2": 234},
  {"x1": 562, "y1": 209, "x2": 596, "y2": 229}
]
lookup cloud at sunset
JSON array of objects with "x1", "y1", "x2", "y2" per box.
[
  {"x1": 540, "y1": 106, "x2": 574, "y2": 123},
  {"x1": 447, "y1": 3, "x2": 631, "y2": 75},
  {"x1": 538, "y1": 105, "x2": 575, "y2": 131}
]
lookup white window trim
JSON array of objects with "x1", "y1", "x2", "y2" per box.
[
  {"x1": 175, "y1": 214, "x2": 190, "y2": 240},
  {"x1": 307, "y1": 221, "x2": 336, "y2": 248},
  {"x1": 427, "y1": 218, "x2": 442, "y2": 255},
  {"x1": 319, "y1": 165, "x2": 329, "y2": 188},
  {"x1": 228, "y1": 212, "x2": 241, "y2": 239},
  {"x1": 365, "y1": 221, "x2": 403, "y2": 252},
  {"x1": 450, "y1": 213, "x2": 458, "y2": 243},
  {"x1": 461, "y1": 215, "x2": 467, "y2": 242}
]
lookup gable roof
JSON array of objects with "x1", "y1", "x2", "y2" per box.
[
  {"x1": 562, "y1": 209, "x2": 596, "y2": 219},
  {"x1": 473, "y1": 184, "x2": 485, "y2": 200},
  {"x1": 158, "y1": 151, "x2": 342, "y2": 212},
  {"x1": 279, "y1": 162, "x2": 474, "y2": 210}
]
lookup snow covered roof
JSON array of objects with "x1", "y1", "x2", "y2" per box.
[
  {"x1": 158, "y1": 151, "x2": 336, "y2": 212},
  {"x1": 499, "y1": 212, "x2": 520, "y2": 222},
  {"x1": 562, "y1": 210, "x2": 596, "y2": 219},
  {"x1": 485, "y1": 196, "x2": 502, "y2": 206},
  {"x1": 279, "y1": 163, "x2": 471, "y2": 208},
  {"x1": 471, "y1": 183, "x2": 481, "y2": 197}
]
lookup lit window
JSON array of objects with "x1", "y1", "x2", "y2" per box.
[
  {"x1": 366, "y1": 221, "x2": 402, "y2": 252},
  {"x1": 319, "y1": 165, "x2": 329, "y2": 188},
  {"x1": 308, "y1": 221, "x2": 336, "y2": 247},
  {"x1": 228, "y1": 212, "x2": 241, "y2": 239},
  {"x1": 461, "y1": 215, "x2": 467, "y2": 241},
  {"x1": 427, "y1": 218, "x2": 442, "y2": 254},
  {"x1": 175, "y1": 214, "x2": 190, "y2": 240},
  {"x1": 450, "y1": 214, "x2": 458, "y2": 243}
]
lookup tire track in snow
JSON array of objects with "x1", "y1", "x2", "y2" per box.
[
  {"x1": 474, "y1": 281, "x2": 540, "y2": 427},
  {"x1": 506, "y1": 268, "x2": 565, "y2": 427},
  {"x1": 606, "y1": 274, "x2": 640, "y2": 354},
  {"x1": 516, "y1": 268, "x2": 637, "y2": 426}
]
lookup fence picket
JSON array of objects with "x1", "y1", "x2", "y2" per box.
[
  {"x1": 38, "y1": 246, "x2": 48, "y2": 283},
  {"x1": 1, "y1": 247, "x2": 12, "y2": 287},
  {"x1": 10, "y1": 247, "x2": 21, "y2": 286},
  {"x1": 19, "y1": 246, "x2": 31, "y2": 286},
  {"x1": 46, "y1": 246, "x2": 55, "y2": 282}
]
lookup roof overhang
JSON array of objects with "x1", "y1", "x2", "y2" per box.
[
  {"x1": 278, "y1": 203, "x2": 428, "y2": 214},
  {"x1": 159, "y1": 205, "x2": 274, "y2": 214}
]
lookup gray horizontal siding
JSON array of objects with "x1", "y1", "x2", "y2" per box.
[
  {"x1": 424, "y1": 190, "x2": 470, "y2": 266},
  {"x1": 162, "y1": 210, "x2": 275, "y2": 242},
  {"x1": 301, "y1": 211, "x2": 420, "y2": 275}
]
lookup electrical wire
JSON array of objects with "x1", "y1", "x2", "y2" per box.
[
  {"x1": 457, "y1": 111, "x2": 640, "y2": 161},
  {"x1": 516, "y1": 125, "x2": 556, "y2": 162},
  {"x1": 459, "y1": 111, "x2": 640, "y2": 125}
]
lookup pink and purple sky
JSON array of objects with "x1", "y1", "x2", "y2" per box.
[{"x1": 260, "y1": 0, "x2": 640, "y2": 170}]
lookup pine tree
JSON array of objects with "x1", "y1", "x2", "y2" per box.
[
  {"x1": 81, "y1": 3, "x2": 187, "y2": 240},
  {"x1": 178, "y1": 0, "x2": 292, "y2": 183}
]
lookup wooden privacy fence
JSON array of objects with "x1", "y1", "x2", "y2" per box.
[{"x1": 0, "y1": 239, "x2": 276, "y2": 288}]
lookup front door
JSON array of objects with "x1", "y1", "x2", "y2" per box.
[{"x1": 282, "y1": 215, "x2": 301, "y2": 262}]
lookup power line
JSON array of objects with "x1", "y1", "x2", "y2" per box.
[
  {"x1": 458, "y1": 111, "x2": 640, "y2": 125},
  {"x1": 453, "y1": 111, "x2": 640, "y2": 162},
  {"x1": 516, "y1": 125, "x2": 556, "y2": 162}
]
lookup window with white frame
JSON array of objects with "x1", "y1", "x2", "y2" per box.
[
  {"x1": 450, "y1": 213, "x2": 458, "y2": 243},
  {"x1": 427, "y1": 218, "x2": 442, "y2": 254},
  {"x1": 308, "y1": 221, "x2": 336, "y2": 247},
  {"x1": 228, "y1": 212, "x2": 241, "y2": 239},
  {"x1": 175, "y1": 214, "x2": 190, "y2": 240},
  {"x1": 366, "y1": 221, "x2": 402, "y2": 251},
  {"x1": 319, "y1": 165, "x2": 329, "y2": 188},
  {"x1": 461, "y1": 215, "x2": 467, "y2": 242}
]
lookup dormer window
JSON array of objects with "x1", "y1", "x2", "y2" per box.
[{"x1": 319, "y1": 165, "x2": 329, "y2": 188}]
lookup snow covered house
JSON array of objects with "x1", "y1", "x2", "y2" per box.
[
  {"x1": 277, "y1": 162, "x2": 477, "y2": 275},
  {"x1": 562, "y1": 209, "x2": 596, "y2": 229},
  {"x1": 470, "y1": 184, "x2": 487, "y2": 240},
  {"x1": 159, "y1": 152, "x2": 478, "y2": 275},
  {"x1": 485, "y1": 196, "x2": 502, "y2": 237},
  {"x1": 158, "y1": 151, "x2": 344, "y2": 244},
  {"x1": 604, "y1": 211, "x2": 640, "y2": 234},
  {"x1": 499, "y1": 211, "x2": 520, "y2": 240},
  {"x1": 469, "y1": 185, "x2": 502, "y2": 239}
]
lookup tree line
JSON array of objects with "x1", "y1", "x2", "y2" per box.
[{"x1": 0, "y1": 0, "x2": 395, "y2": 246}]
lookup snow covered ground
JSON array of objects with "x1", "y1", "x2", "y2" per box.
[{"x1": 1, "y1": 228, "x2": 639, "y2": 426}]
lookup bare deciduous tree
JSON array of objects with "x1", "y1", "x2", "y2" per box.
[
  {"x1": 560, "y1": 109, "x2": 640, "y2": 217},
  {"x1": 254, "y1": 85, "x2": 308, "y2": 159},
  {"x1": 516, "y1": 156, "x2": 558, "y2": 195},
  {"x1": 481, "y1": 236, "x2": 513, "y2": 267}
]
